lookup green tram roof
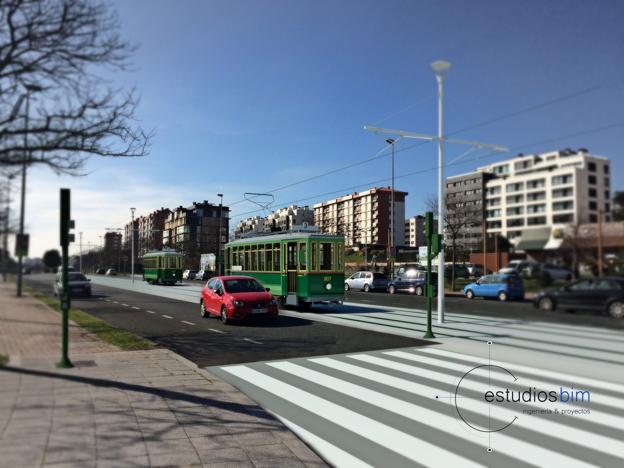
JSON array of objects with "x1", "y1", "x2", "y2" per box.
[
  {"x1": 227, "y1": 232, "x2": 344, "y2": 247},
  {"x1": 143, "y1": 250, "x2": 183, "y2": 258}
]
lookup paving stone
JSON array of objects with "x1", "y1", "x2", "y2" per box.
[
  {"x1": 244, "y1": 442, "x2": 297, "y2": 461},
  {"x1": 189, "y1": 434, "x2": 241, "y2": 451},
  {"x1": 194, "y1": 447, "x2": 250, "y2": 465},
  {"x1": 96, "y1": 455, "x2": 149, "y2": 468},
  {"x1": 145, "y1": 437, "x2": 195, "y2": 455}
]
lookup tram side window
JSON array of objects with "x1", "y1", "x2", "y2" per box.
[
  {"x1": 264, "y1": 247, "x2": 272, "y2": 272},
  {"x1": 237, "y1": 250, "x2": 244, "y2": 269},
  {"x1": 251, "y1": 246, "x2": 258, "y2": 271},
  {"x1": 273, "y1": 243, "x2": 280, "y2": 271},
  {"x1": 320, "y1": 243, "x2": 333, "y2": 271},
  {"x1": 243, "y1": 247, "x2": 250, "y2": 271},
  {"x1": 298, "y1": 243, "x2": 307, "y2": 270},
  {"x1": 258, "y1": 245, "x2": 265, "y2": 271},
  {"x1": 225, "y1": 250, "x2": 230, "y2": 270}
]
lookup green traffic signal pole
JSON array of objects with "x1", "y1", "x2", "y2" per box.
[
  {"x1": 57, "y1": 189, "x2": 73, "y2": 369},
  {"x1": 424, "y1": 211, "x2": 436, "y2": 339}
]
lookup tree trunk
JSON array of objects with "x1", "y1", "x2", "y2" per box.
[{"x1": 451, "y1": 240, "x2": 457, "y2": 291}]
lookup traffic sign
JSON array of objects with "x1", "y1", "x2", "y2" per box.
[{"x1": 15, "y1": 233, "x2": 29, "y2": 256}]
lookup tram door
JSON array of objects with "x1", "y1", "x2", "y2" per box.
[{"x1": 286, "y1": 241, "x2": 298, "y2": 293}]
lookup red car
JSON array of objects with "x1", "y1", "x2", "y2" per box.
[{"x1": 200, "y1": 276, "x2": 279, "y2": 324}]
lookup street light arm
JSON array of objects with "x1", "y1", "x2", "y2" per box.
[
  {"x1": 364, "y1": 125, "x2": 436, "y2": 141},
  {"x1": 444, "y1": 137, "x2": 508, "y2": 152}
]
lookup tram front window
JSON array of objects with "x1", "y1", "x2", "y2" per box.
[{"x1": 320, "y1": 243, "x2": 333, "y2": 271}]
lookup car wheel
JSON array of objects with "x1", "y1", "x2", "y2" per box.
[
  {"x1": 498, "y1": 291, "x2": 508, "y2": 302},
  {"x1": 388, "y1": 285, "x2": 396, "y2": 294},
  {"x1": 344, "y1": 283, "x2": 350, "y2": 291},
  {"x1": 363, "y1": 284, "x2": 370, "y2": 292},
  {"x1": 221, "y1": 306, "x2": 230, "y2": 324},
  {"x1": 466, "y1": 289, "x2": 474, "y2": 299},
  {"x1": 415, "y1": 286, "x2": 424, "y2": 296},
  {"x1": 608, "y1": 301, "x2": 624, "y2": 319},
  {"x1": 538, "y1": 297, "x2": 554, "y2": 311},
  {"x1": 200, "y1": 300, "x2": 208, "y2": 318}
]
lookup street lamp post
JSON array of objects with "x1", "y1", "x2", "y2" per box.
[
  {"x1": 79, "y1": 232, "x2": 83, "y2": 272},
  {"x1": 217, "y1": 194, "x2": 223, "y2": 275},
  {"x1": 2, "y1": 174, "x2": 14, "y2": 282},
  {"x1": 386, "y1": 139, "x2": 396, "y2": 265},
  {"x1": 130, "y1": 207, "x2": 136, "y2": 283},
  {"x1": 16, "y1": 84, "x2": 43, "y2": 297}
]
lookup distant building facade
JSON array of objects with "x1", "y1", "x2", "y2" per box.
[
  {"x1": 234, "y1": 205, "x2": 314, "y2": 238},
  {"x1": 104, "y1": 232, "x2": 122, "y2": 252},
  {"x1": 123, "y1": 219, "x2": 139, "y2": 253},
  {"x1": 137, "y1": 208, "x2": 170, "y2": 256},
  {"x1": 313, "y1": 187, "x2": 407, "y2": 248},
  {"x1": 404, "y1": 215, "x2": 437, "y2": 248}
]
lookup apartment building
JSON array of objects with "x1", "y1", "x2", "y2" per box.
[
  {"x1": 123, "y1": 219, "x2": 138, "y2": 253},
  {"x1": 235, "y1": 205, "x2": 314, "y2": 238},
  {"x1": 313, "y1": 187, "x2": 407, "y2": 248},
  {"x1": 137, "y1": 208, "x2": 170, "y2": 256},
  {"x1": 103, "y1": 232, "x2": 122, "y2": 252},
  {"x1": 162, "y1": 201, "x2": 230, "y2": 254},
  {"x1": 235, "y1": 216, "x2": 265, "y2": 238},
  {"x1": 445, "y1": 171, "x2": 494, "y2": 252},
  {"x1": 480, "y1": 149, "x2": 611, "y2": 250},
  {"x1": 404, "y1": 215, "x2": 438, "y2": 248}
]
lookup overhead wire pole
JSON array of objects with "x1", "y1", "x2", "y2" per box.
[
  {"x1": 130, "y1": 207, "x2": 136, "y2": 283},
  {"x1": 364, "y1": 61, "x2": 508, "y2": 324}
]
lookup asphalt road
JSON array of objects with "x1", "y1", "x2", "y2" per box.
[{"x1": 24, "y1": 274, "x2": 429, "y2": 367}]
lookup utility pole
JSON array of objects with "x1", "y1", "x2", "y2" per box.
[
  {"x1": 597, "y1": 210, "x2": 604, "y2": 277},
  {"x1": 386, "y1": 139, "x2": 396, "y2": 266},
  {"x1": 2, "y1": 174, "x2": 14, "y2": 282},
  {"x1": 58, "y1": 188, "x2": 74, "y2": 368},
  {"x1": 79, "y1": 232, "x2": 83, "y2": 272},
  {"x1": 130, "y1": 207, "x2": 136, "y2": 283},
  {"x1": 217, "y1": 194, "x2": 223, "y2": 275},
  {"x1": 364, "y1": 60, "x2": 507, "y2": 323}
]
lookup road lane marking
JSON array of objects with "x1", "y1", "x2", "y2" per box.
[
  {"x1": 242, "y1": 338, "x2": 263, "y2": 345},
  {"x1": 146, "y1": 310, "x2": 155, "y2": 314},
  {"x1": 181, "y1": 320, "x2": 195, "y2": 326},
  {"x1": 162, "y1": 315, "x2": 173, "y2": 319},
  {"x1": 112, "y1": 301, "x2": 119, "y2": 304},
  {"x1": 209, "y1": 328, "x2": 225, "y2": 334},
  {"x1": 104, "y1": 299, "x2": 111, "y2": 302},
  {"x1": 121, "y1": 303, "x2": 129, "y2": 307},
  {"x1": 131, "y1": 306, "x2": 140, "y2": 310}
]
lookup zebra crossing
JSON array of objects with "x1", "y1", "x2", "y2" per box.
[{"x1": 210, "y1": 347, "x2": 624, "y2": 467}]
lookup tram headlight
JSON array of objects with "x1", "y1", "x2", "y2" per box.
[{"x1": 325, "y1": 283, "x2": 332, "y2": 291}]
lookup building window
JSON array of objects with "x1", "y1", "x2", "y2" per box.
[
  {"x1": 506, "y1": 195, "x2": 524, "y2": 204},
  {"x1": 486, "y1": 209, "x2": 501, "y2": 218},
  {"x1": 605, "y1": 190, "x2": 610, "y2": 200},
  {"x1": 487, "y1": 198, "x2": 501, "y2": 207},
  {"x1": 588, "y1": 175, "x2": 597, "y2": 185},
  {"x1": 527, "y1": 204, "x2": 546, "y2": 214},
  {"x1": 526, "y1": 179, "x2": 545, "y2": 189},
  {"x1": 604, "y1": 165, "x2": 610, "y2": 174},
  {"x1": 588, "y1": 188, "x2": 597, "y2": 198},
  {"x1": 605, "y1": 177, "x2": 610, "y2": 186},
  {"x1": 506, "y1": 182, "x2": 523, "y2": 193},
  {"x1": 508, "y1": 230, "x2": 522, "y2": 239},
  {"x1": 587, "y1": 162, "x2": 596, "y2": 172},
  {"x1": 487, "y1": 186, "x2": 501, "y2": 196},
  {"x1": 507, "y1": 218, "x2": 524, "y2": 227},
  {"x1": 552, "y1": 174, "x2": 572, "y2": 186},
  {"x1": 506, "y1": 207, "x2": 524, "y2": 216},
  {"x1": 527, "y1": 216, "x2": 547, "y2": 226},
  {"x1": 553, "y1": 214, "x2": 573, "y2": 224},
  {"x1": 589, "y1": 201, "x2": 597, "y2": 211},
  {"x1": 605, "y1": 203, "x2": 611, "y2": 212},
  {"x1": 552, "y1": 187, "x2": 573, "y2": 198},
  {"x1": 493, "y1": 164, "x2": 509, "y2": 175},
  {"x1": 589, "y1": 214, "x2": 598, "y2": 223},
  {"x1": 526, "y1": 192, "x2": 545, "y2": 202},
  {"x1": 487, "y1": 221, "x2": 502, "y2": 229},
  {"x1": 553, "y1": 201, "x2": 573, "y2": 211}
]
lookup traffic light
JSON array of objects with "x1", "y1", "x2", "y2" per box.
[{"x1": 60, "y1": 189, "x2": 75, "y2": 246}]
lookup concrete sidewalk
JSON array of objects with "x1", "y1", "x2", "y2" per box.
[{"x1": 0, "y1": 282, "x2": 326, "y2": 467}]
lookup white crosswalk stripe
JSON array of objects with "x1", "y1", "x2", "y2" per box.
[{"x1": 212, "y1": 347, "x2": 624, "y2": 468}]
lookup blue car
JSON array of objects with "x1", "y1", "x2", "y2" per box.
[{"x1": 463, "y1": 274, "x2": 524, "y2": 302}]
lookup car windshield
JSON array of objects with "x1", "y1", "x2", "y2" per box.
[
  {"x1": 224, "y1": 278, "x2": 265, "y2": 293},
  {"x1": 68, "y1": 273, "x2": 87, "y2": 281}
]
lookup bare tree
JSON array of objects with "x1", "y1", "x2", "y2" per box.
[
  {"x1": 426, "y1": 194, "x2": 481, "y2": 290},
  {"x1": 0, "y1": 0, "x2": 151, "y2": 174}
]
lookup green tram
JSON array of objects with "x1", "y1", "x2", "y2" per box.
[
  {"x1": 142, "y1": 250, "x2": 183, "y2": 285},
  {"x1": 225, "y1": 232, "x2": 345, "y2": 309}
]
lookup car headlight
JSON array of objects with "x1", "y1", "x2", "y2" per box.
[
  {"x1": 325, "y1": 283, "x2": 332, "y2": 291},
  {"x1": 232, "y1": 300, "x2": 245, "y2": 307}
]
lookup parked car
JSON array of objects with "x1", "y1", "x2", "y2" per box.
[
  {"x1": 466, "y1": 263, "x2": 492, "y2": 277},
  {"x1": 463, "y1": 274, "x2": 525, "y2": 302},
  {"x1": 182, "y1": 270, "x2": 198, "y2": 280},
  {"x1": 53, "y1": 272, "x2": 92, "y2": 298},
  {"x1": 535, "y1": 263, "x2": 573, "y2": 281},
  {"x1": 534, "y1": 277, "x2": 624, "y2": 318},
  {"x1": 344, "y1": 271, "x2": 388, "y2": 292},
  {"x1": 196, "y1": 270, "x2": 216, "y2": 281},
  {"x1": 499, "y1": 260, "x2": 539, "y2": 277},
  {"x1": 200, "y1": 276, "x2": 278, "y2": 324},
  {"x1": 388, "y1": 269, "x2": 437, "y2": 296},
  {"x1": 95, "y1": 268, "x2": 106, "y2": 274},
  {"x1": 105, "y1": 268, "x2": 117, "y2": 276}
]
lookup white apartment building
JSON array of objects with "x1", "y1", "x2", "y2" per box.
[
  {"x1": 481, "y1": 149, "x2": 611, "y2": 250},
  {"x1": 234, "y1": 205, "x2": 314, "y2": 238},
  {"x1": 314, "y1": 187, "x2": 407, "y2": 248},
  {"x1": 234, "y1": 216, "x2": 265, "y2": 238},
  {"x1": 404, "y1": 215, "x2": 437, "y2": 248}
]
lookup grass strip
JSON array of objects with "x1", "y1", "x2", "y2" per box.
[
  {"x1": 0, "y1": 355, "x2": 7, "y2": 366},
  {"x1": 24, "y1": 285, "x2": 155, "y2": 351}
]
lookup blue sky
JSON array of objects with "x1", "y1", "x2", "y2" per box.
[{"x1": 25, "y1": 0, "x2": 624, "y2": 256}]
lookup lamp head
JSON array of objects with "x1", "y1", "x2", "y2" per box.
[
  {"x1": 385, "y1": 138, "x2": 395, "y2": 145},
  {"x1": 431, "y1": 60, "x2": 452, "y2": 76}
]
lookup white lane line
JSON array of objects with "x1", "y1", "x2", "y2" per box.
[
  {"x1": 146, "y1": 310, "x2": 155, "y2": 314},
  {"x1": 105, "y1": 299, "x2": 111, "y2": 302},
  {"x1": 131, "y1": 306, "x2": 140, "y2": 310},
  {"x1": 276, "y1": 414, "x2": 373, "y2": 468},
  {"x1": 242, "y1": 338, "x2": 263, "y2": 345},
  {"x1": 349, "y1": 354, "x2": 624, "y2": 453},
  {"x1": 221, "y1": 365, "x2": 485, "y2": 468},
  {"x1": 162, "y1": 315, "x2": 173, "y2": 319},
  {"x1": 209, "y1": 328, "x2": 225, "y2": 334},
  {"x1": 273, "y1": 360, "x2": 595, "y2": 468},
  {"x1": 121, "y1": 303, "x2": 129, "y2": 307},
  {"x1": 112, "y1": 301, "x2": 119, "y2": 304},
  {"x1": 181, "y1": 320, "x2": 195, "y2": 326}
]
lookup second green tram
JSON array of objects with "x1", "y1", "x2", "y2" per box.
[
  {"x1": 225, "y1": 232, "x2": 344, "y2": 308},
  {"x1": 142, "y1": 251, "x2": 183, "y2": 285}
]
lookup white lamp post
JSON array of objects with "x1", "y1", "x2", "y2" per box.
[{"x1": 130, "y1": 207, "x2": 136, "y2": 283}]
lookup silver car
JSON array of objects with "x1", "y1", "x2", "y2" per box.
[
  {"x1": 345, "y1": 271, "x2": 388, "y2": 292},
  {"x1": 54, "y1": 272, "x2": 92, "y2": 297}
]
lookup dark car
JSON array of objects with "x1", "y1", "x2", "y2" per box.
[
  {"x1": 53, "y1": 272, "x2": 92, "y2": 298},
  {"x1": 388, "y1": 269, "x2": 437, "y2": 296},
  {"x1": 533, "y1": 277, "x2": 624, "y2": 318}
]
